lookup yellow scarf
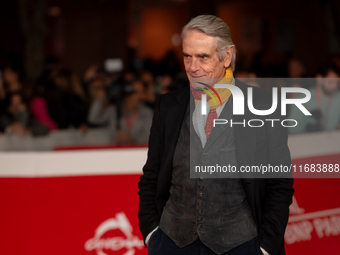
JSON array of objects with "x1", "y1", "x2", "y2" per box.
[{"x1": 194, "y1": 67, "x2": 234, "y2": 110}]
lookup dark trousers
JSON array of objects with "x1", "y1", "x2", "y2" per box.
[{"x1": 148, "y1": 228, "x2": 262, "y2": 255}]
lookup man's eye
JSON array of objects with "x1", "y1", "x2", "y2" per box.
[{"x1": 201, "y1": 55, "x2": 207, "y2": 59}]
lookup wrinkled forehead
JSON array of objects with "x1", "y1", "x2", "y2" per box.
[{"x1": 182, "y1": 30, "x2": 218, "y2": 54}]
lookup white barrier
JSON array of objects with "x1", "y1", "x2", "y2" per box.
[
  {"x1": 0, "y1": 131, "x2": 339, "y2": 177},
  {"x1": 0, "y1": 128, "x2": 113, "y2": 151}
]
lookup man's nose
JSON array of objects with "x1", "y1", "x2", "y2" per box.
[{"x1": 189, "y1": 58, "x2": 200, "y2": 72}]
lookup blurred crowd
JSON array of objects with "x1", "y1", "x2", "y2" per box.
[
  {"x1": 287, "y1": 61, "x2": 340, "y2": 134},
  {"x1": 0, "y1": 53, "x2": 340, "y2": 145},
  {"x1": 0, "y1": 52, "x2": 188, "y2": 144}
]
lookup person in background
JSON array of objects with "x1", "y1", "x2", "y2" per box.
[
  {"x1": 287, "y1": 58, "x2": 306, "y2": 78},
  {"x1": 289, "y1": 62, "x2": 340, "y2": 133},
  {"x1": 234, "y1": 68, "x2": 260, "y2": 88},
  {"x1": 0, "y1": 93, "x2": 29, "y2": 136},
  {"x1": 2, "y1": 66, "x2": 22, "y2": 94},
  {"x1": 87, "y1": 76, "x2": 117, "y2": 138},
  {"x1": 158, "y1": 50, "x2": 181, "y2": 77},
  {"x1": 286, "y1": 58, "x2": 307, "y2": 99},
  {"x1": 83, "y1": 64, "x2": 100, "y2": 88},
  {"x1": 0, "y1": 65, "x2": 26, "y2": 116},
  {"x1": 155, "y1": 74, "x2": 173, "y2": 95},
  {"x1": 88, "y1": 78, "x2": 153, "y2": 144},
  {"x1": 30, "y1": 74, "x2": 59, "y2": 131},
  {"x1": 140, "y1": 70, "x2": 156, "y2": 109},
  {"x1": 45, "y1": 68, "x2": 89, "y2": 130},
  {"x1": 116, "y1": 79, "x2": 153, "y2": 144},
  {"x1": 30, "y1": 95, "x2": 58, "y2": 131},
  {"x1": 0, "y1": 92, "x2": 49, "y2": 136}
]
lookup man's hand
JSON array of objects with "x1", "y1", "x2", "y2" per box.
[
  {"x1": 145, "y1": 226, "x2": 159, "y2": 245},
  {"x1": 260, "y1": 246, "x2": 269, "y2": 255}
]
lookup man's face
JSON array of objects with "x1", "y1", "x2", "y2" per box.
[{"x1": 182, "y1": 30, "x2": 232, "y2": 89}]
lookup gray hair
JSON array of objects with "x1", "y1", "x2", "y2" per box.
[{"x1": 182, "y1": 15, "x2": 236, "y2": 71}]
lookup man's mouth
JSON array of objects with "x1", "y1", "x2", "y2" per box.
[{"x1": 190, "y1": 75, "x2": 205, "y2": 78}]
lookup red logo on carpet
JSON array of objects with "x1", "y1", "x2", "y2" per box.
[
  {"x1": 85, "y1": 212, "x2": 144, "y2": 255},
  {"x1": 285, "y1": 196, "x2": 340, "y2": 244}
]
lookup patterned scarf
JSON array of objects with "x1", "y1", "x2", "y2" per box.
[{"x1": 190, "y1": 67, "x2": 235, "y2": 144}]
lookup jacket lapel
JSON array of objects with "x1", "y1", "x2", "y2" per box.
[{"x1": 186, "y1": 94, "x2": 204, "y2": 149}]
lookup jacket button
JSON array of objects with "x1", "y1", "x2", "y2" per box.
[
  {"x1": 197, "y1": 224, "x2": 202, "y2": 228},
  {"x1": 199, "y1": 185, "x2": 204, "y2": 189},
  {"x1": 199, "y1": 177, "x2": 203, "y2": 180},
  {"x1": 202, "y1": 161, "x2": 206, "y2": 164},
  {"x1": 198, "y1": 192, "x2": 203, "y2": 197},
  {"x1": 198, "y1": 217, "x2": 202, "y2": 221},
  {"x1": 198, "y1": 209, "x2": 202, "y2": 213},
  {"x1": 193, "y1": 231, "x2": 197, "y2": 235},
  {"x1": 198, "y1": 201, "x2": 203, "y2": 205}
]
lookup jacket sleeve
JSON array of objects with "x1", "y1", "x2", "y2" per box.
[
  {"x1": 138, "y1": 96, "x2": 164, "y2": 246},
  {"x1": 258, "y1": 106, "x2": 294, "y2": 255}
]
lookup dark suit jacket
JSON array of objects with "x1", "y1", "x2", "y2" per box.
[{"x1": 138, "y1": 79, "x2": 294, "y2": 255}]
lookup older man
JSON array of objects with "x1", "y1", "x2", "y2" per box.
[{"x1": 138, "y1": 15, "x2": 294, "y2": 255}]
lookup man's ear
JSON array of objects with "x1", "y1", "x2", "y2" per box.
[{"x1": 223, "y1": 47, "x2": 233, "y2": 68}]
